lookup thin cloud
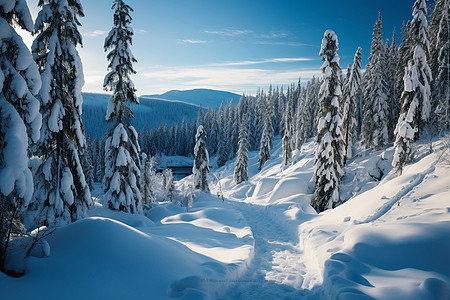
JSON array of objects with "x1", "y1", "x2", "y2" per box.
[
  {"x1": 178, "y1": 39, "x2": 208, "y2": 44},
  {"x1": 257, "y1": 31, "x2": 290, "y2": 39},
  {"x1": 136, "y1": 29, "x2": 148, "y2": 34},
  {"x1": 203, "y1": 29, "x2": 252, "y2": 37},
  {"x1": 255, "y1": 41, "x2": 317, "y2": 47},
  {"x1": 83, "y1": 30, "x2": 107, "y2": 37},
  {"x1": 140, "y1": 65, "x2": 321, "y2": 95},
  {"x1": 210, "y1": 57, "x2": 315, "y2": 67}
]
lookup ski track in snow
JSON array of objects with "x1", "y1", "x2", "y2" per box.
[
  {"x1": 222, "y1": 200, "x2": 317, "y2": 299},
  {"x1": 355, "y1": 165, "x2": 436, "y2": 224}
]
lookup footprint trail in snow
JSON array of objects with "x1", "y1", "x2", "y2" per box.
[{"x1": 222, "y1": 201, "x2": 317, "y2": 299}]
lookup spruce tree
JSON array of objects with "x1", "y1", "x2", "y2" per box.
[
  {"x1": 258, "y1": 96, "x2": 274, "y2": 170},
  {"x1": 277, "y1": 87, "x2": 286, "y2": 138},
  {"x1": 0, "y1": 0, "x2": 42, "y2": 270},
  {"x1": 81, "y1": 136, "x2": 94, "y2": 191},
  {"x1": 255, "y1": 89, "x2": 266, "y2": 144},
  {"x1": 216, "y1": 102, "x2": 228, "y2": 167},
  {"x1": 282, "y1": 96, "x2": 294, "y2": 166},
  {"x1": 342, "y1": 47, "x2": 363, "y2": 163},
  {"x1": 234, "y1": 119, "x2": 249, "y2": 184},
  {"x1": 193, "y1": 125, "x2": 209, "y2": 192},
  {"x1": 313, "y1": 30, "x2": 345, "y2": 212},
  {"x1": 431, "y1": 0, "x2": 449, "y2": 132},
  {"x1": 103, "y1": 0, "x2": 142, "y2": 213},
  {"x1": 162, "y1": 168, "x2": 175, "y2": 201},
  {"x1": 393, "y1": 0, "x2": 433, "y2": 173},
  {"x1": 393, "y1": 60, "x2": 419, "y2": 174},
  {"x1": 295, "y1": 84, "x2": 307, "y2": 149},
  {"x1": 32, "y1": 0, "x2": 92, "y2": 225},
  {"x1": 396, "y1": 21, "x2": 413, "y2": 112},
  {"x1": 361, "y1": 13, "x2": 391, "y2": 150},
  {"x1": 140, "y1": 153, "x2": 155, "y2": 204},
  {"x1": 248, "y1": 98, "x2": 259, "y2": 151},
  {"x1": 280, "y1": 87, "x2": 289, "y2": 140},
  {"x1": 306, "y1": 77, "x2": 321, "y2": 139},
  {"x1": 388, "y1": 30, "x2": 399, "y2": 129}
]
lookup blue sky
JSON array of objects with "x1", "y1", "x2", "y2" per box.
[{"x1": 22, "y1": 0, "x2": 415, "y2": 96}]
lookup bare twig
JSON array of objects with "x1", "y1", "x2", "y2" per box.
[{"x1": 24, "y1": 224, "x2": 55, "y2": 259}]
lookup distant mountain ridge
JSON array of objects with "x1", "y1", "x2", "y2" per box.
[
  {"x1": 142, "y1": 88, "x2": 241, "y2": 109},
  {"x1": 81, "y1": 93, "x2": 200, "y2": 140}
]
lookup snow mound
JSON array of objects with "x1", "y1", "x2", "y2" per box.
[
  {"x1": 2, "y1": 217, "x2": 212, "y2": 299},
  {"x1": 2, "y1": 190, "x2": 254, "y2": 299},
  {"x1": 297, "y1": 139, "x2": 450, "y2": 299},
  {"x1": 267, "y1": 177, "x2": 309, "y2": 203}
]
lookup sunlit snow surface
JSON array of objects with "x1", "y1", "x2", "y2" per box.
[
  {"x1": 1, "y1": 136, "x2": 450, "y2": 299},
  {"x1": 214, "y1": 137, "x2": 450, "y2": 299}
]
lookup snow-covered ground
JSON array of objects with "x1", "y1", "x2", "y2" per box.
[
  {"x1": 213, "y1": 137, "x2": 450, "y2": 299},
  {"x1": 0, "y1": 184, "x2": 254, "y2": 299},
  {"x1": 1, "y1": 136, "x2": 449, "y2": 299}
]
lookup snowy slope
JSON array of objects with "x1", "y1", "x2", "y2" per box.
[
  {"x1": 0, "y1": 184, "x2": 254, "y2": 300},
  {"x1": 1, "y1": 135, "x2": 449, "y2": 299},
  {"x1": 211, "y1": 137, "x2": 450, "y2": 299},
  {"x1": 82, "y1": 93, "x2": 200, "y2": 140},
  {"x1": 142, "y1": 89, "x2": 241, "y2": 109}
]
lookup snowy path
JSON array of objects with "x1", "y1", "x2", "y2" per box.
[{"x1": 222, "y1": 200, "x2": 317, "y2": 299}]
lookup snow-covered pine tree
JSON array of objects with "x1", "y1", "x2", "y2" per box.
[
  {"x1": 282, "y1": 95, "x2": 294, "y2": 166},
  {"x1": 234, "y1": 118, "x2": 249, "y2": 184},
  {"x1": 396, "y1": 21, "x2": 413, "y2": 112},
  {"x1": 387, "y1": 30, "x2": 399, "y2": 130},
  {"x1": 393, "y1": 0, "x2": 434, "y2": 174},
  {"x1": 92, "y1": 138, "x2": 102, "y2": 182},
  {"x1": 0, "y1": 0, "x2": 42, "y2": 271},
  {"x1": 258, "y1": 95, "x2": 274, "y2": 170},
  {"x1": 81, "y1": 136, "x2": 94, "y2": 191},
  {"x1": 140, "y1": 153, "x2": 155, "y2": 204},
  {"x1": 204, "y1": 106, "x2": 218, "y2": 155},
  {"x1": 410, "y1": 0, "x2": 433, "y2": 135},
  {"x1": 247, "y1": 98, "x2": 259, "y2": 151},
  {"x1": 280, "y1": 87, "x2": 289, "y2": 140},
  {"x1": 255, "y1": 89, "x2": 266, "y2": 145},
  {"x1": 102, "y1": 0, "x2": 142, "y2": 213},
  {"x1": 313, "y1": 30, "x2": 345, "y2": 212},
  {"x1": 236, "y1": 94, "x2": 247, "y2": 125},
  {"x1": 227, "y1": 99, "x2": 239, "y2": 156},
  {"x1": 196, "y1": 103, "x2": 204, "y2": 129},
  {"x1": 342, "y1": 47, "x2": 363, "y2": 163},
  {"x1": 305, "y1": 76, "x2": 321, "y2": 139},
  {"x1": 393, "y1": 60, "x2": 419, "y2": 174},
  {"x1": 361, "y1": 13, "x2": 391, "y2": 150},
  {"x1": 32, "y1": 0, "x2": 92, "y2": 225},
  {"x1": 216, "y1": 102, "x2": 229, "y2": 167},
  {"x1": 277, "y1": 86, "x2": 286, "y2": 138},
  {"x1": 295, "y1": 83, "x2": 307, "y2": 149},
  {"x1": 165, "y1": 168, "x2": 175, "y2": 201},
  {"x1": 430, "y1": 0, "x2": 449, "y2": 132},
  {"x1": 193, "y1": 125, "x2": 210, "y2": 192}
]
